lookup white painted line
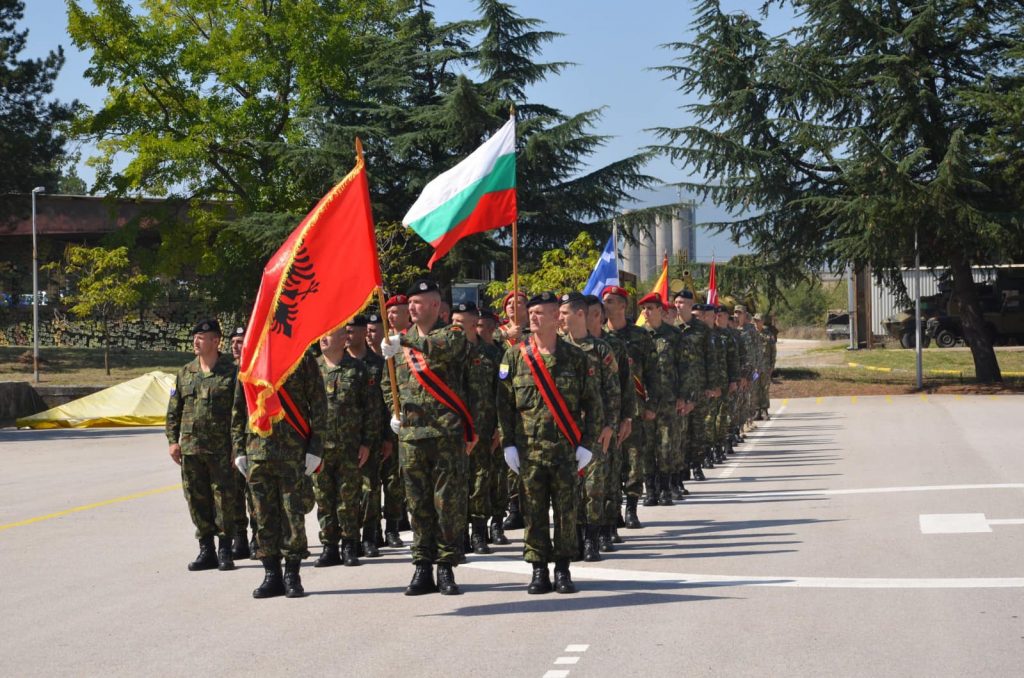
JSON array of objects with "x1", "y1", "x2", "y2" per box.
[
  {"x1": 715, "y1": 404, "x2": 788, "y2": 480},
  {"x1": 564, "y1": 645, "x2": 589, "y2": 653},
  {"x1": 554, "y1": 657, "x2": 580, "y2": 665},
  {"x1": 988, "y1": 519, "x2": 1024, "y2": 526},
  {"x1": 920, "y1": 514, "x2": 992, "y2": 534},
  {"x1": 682, "y1": 483, "x2": 1024, "y2": 503},
  {"x1": 543, "y1": 672, "x2": 570, "y2": 678},
  {"x1": 464, "y1": 557, "x2": 1024, "y2": 589}
]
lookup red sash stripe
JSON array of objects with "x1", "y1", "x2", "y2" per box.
[
  {"x1": 519, "y1": 337, "x2": 582, "y2": 448},
  {"x1": 633, "y1": 374, "x2": 648, "y2": 401},
  {"x1": 403, "y1": 347, "x2": 476, "y2": 443},
  {"x1": 278, "y1": 386, "x2": 311, "y2": 441}
]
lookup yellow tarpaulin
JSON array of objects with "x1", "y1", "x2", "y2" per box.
[{"x1": 16, "y1": 371, "x2": 175, "y2": 429}]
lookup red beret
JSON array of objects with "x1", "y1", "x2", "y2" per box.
[
  {"x1": 502, "y1": 290, "x2": 527, "y2": 308},
  {"x1": 385, "y1": 294, "x2": 408, "y2": 309},
  {"x1": 601, "y1": 285, "x2": 629, "y2": 300},
  {"x1": 638, "y1": 292, "x2": 664, "y2": 307}
]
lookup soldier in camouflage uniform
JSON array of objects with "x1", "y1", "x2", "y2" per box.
[
  {"x1": 382, "y1": 295, "x2": 412, "y2": 540},
  {"x1": 228, "y1": 324, "x2": 256, "y2": 559},
  {"x1": 690, "y1": 304, "x2": 725, "y2": 479},
  {"x1": 231, "y1": 351, "x2": 327, "y2": 599},
  {"x1": 586, "y1": 294, "x2": 634, "y2": 548},
  {"x1": 476, "y1": 308, "x2": 510, "y2": 545},
  {"x1": 381, "y1": 278, "x2": 475, "y2": 596},
  {"x1": 451, "y1": 302, "x2": 499, "y2": 555},
  {"x1": 559, "y1": 292, "x2": 617, "y2": 562},
  {"x1": 638, "y1": 293, "x2": 683, "y2": 507},
  {"x1": 313, "y1": 326, "x2": 378, "y2": 568},
  {"x1": 345, "y1": 313, "x2": 389, "y2": 558},
  {"x1": 712, "y1": 305, "x2": 741, "y2": 464},
  {"x1": 166, "y1": 318, "x2": 238, "y2": 573},
  {"x1": 754, "y1": 313, "x2": 777, "y2": 418},
  {"x1": 672, "y1": 290, "x2": 704, "y2": 498},
  {"x1": 736, "y1": 305, "x2": 763, "y2": 435},
  {"x1": 496, "y1": 290, "x2": 530, "y2": 531},
  {"x1": 603, "y1": 285, "x2": 659, "y2": 529},
  {"x1": 498, "y1": 292, "x2": 602, "y2": 594}
]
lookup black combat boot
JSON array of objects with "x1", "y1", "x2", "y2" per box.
[
  {"x1": 384, "y1": 519, "x2": 404, "y2": 547},
  {"x1": 624, "y1": 496, "x2": 643, "y2": 529},
  {"x1": 187, "y1": 536, "x2": 219, "y2": 571},
  {"x1": 726, "y1": 439, "x2": 735, "y2": 456},
  {"x1": 341, "y1": 539, "x2": 361, "y2": 567},
  {"x1": 528, "y1": 562, "x2": 552, "y2": 594},
  {"x1": 248, "y1": 536, "x2": 258, "y2": 560},
  {"x1": 598, "y1": 525, "x2": 615, "y2": 552},
  {"x1": 503, "y1": 497, "x2": 524, "y2": 530},
  {"x1": 703, "y1": 451, "x2": 715, "y2": 469},
  {"x1": 471, "y1": 518, "x2": 492, "y2": 554},
  {"x1": 217, "y1": 536, "x2": 235, "y2": 571},
  {"x1": 252, "y1": 557, "x2": 285, "y2": 599},
  {"x1": 283, "y1": 558, "x2": 305, "y2": 598},
  {"x1": 436, "y1": 563, "x2": 461, "y2": 595},
  {"x1": 490, "y1": 516, "x2": 510, "y2": 545},
  {"x1": 611, "y1": 525, "x2": 624, "y2": 544},
  {"x1": 616, "y1": 511, "x2": 626, "y2": 528},
  {"x1": 398, "y1": 510, "x2": 411, "y2": 532},
  {"x1": 658, "y1": 475, "x2": 674, "y2": 506},
  {"x1": 375, "y1": 522, "x2": 386, "y2": 548},
  {"x1": 314, "y1": 543, "x2": 341, "y2": 568},
  {"x1": 642, "y1": 476, "x2": 659, "y2": 507},
  {"x1": 231, "y1": 531, "x2": 250, "y2": 560},
  {"x1": 583, "y1": 525, "x2": 601, "y2": 562},
  {"x1": 670, "y1": 473, "x2": 684, "y2": 500},
  {"x1": 554, "y1": 559, "x2": 577, "y2": 594},
  {"x1": 692, "y1": 461, "x2": 707, "y2": 481},
  {"x1": 574, "y1": 525, "x2": 586, "y2": 562},
  {"x1": 405, "y1": 561, "x2": 437, "y2": 596},
  {"x1": 361, "y1": 527, "x2": 380, "y2": 558}
]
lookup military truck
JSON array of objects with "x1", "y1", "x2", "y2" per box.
[{"x1": 925, "y1": 269, "x2": 1024, "y2": 347}]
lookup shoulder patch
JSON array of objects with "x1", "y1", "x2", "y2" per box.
[
  {"x1": 368, "y1": 377, "x2": 376, "y2": 386},
  {"x1": 587, "y1": 366, "x2": 596, "y2": 376},
  {"x1": 169, "y1": 388, "x2": 176, "y2": 396},
  {"x1": 603, "y1": 352, "x2": 614, "y2": 366},
  {"x1": 498, "y1": 363, "x2": 510, "y2": 380},
  {"x1": 472, "y1": 357, "x2": 482, "y2": 366}
]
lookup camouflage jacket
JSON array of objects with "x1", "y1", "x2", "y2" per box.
[
  {"x1": 761, "y1": 326, "x2": 778, "y2": 367},
  {"x1": 317, "y1": 354, "x2": 379, "y2": 455},
  {"x1": 350, "y1": 347, "x2": 391, "y2": 446},
  {"x1": 723, "y1": 327, "x2": 741, "y2": 384},
  {"x1": 230, "y1": 352, "x2": 327, "y2": 462},
  {"x1": 497, "y1": 337, "x2": 603, "y2": 459},
  {"x1": 465, "y1": 340, "x2": 498, "y2": 440},
  {"x1": 601, "y1": 330, "x2": 636, "y2": 424},
  {"x1": 607, "y1": 322, "x2": 661, "y2": 414},
  {"x1": 708, "y1": 326, "x2": 731, "y2": 390},
  {"x1": 686, "y1": 318, "x2": 718, "y2": 399},
  {"x1": 166, "y1": 353, "x2": 237, "y2": 455},
  {"x1": 495, "y1": 323, "x2": 530, "y2": 348},
  {"x1": 565, "y1": 333, "x2": 621, "y2": 430},
  {"x1": 738, "y1": 324, "x2": 759, "y2": 379},
  {"x1": 647, "y1": 322, "x2": 681, "y2": 413},
  {"x1": 382, "y1": 321, "x2": 471, "y2": 443},
  {"x1": 677, "y1": 322, "x2": 707, "y2": 403}
]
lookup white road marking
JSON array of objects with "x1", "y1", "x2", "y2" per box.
[
  {"x1": 554, "y1": 657, "x2": 580, "y2": 665},
  {"x1": 542, "y1": 645, "x2": 589, "y2": 678},
  {"x1": 920, "y1": 513, "x2": 1024, "y2": 534},
  {"x1": 717, "y1": 404, "x2": 788, "y2": 479},
  {"x1": 564, "y1": 645, "x2": 589, "y2": 652},
  {"x1": 464, "y1": 557, "x2": 1024, "y2": 589},
  {"x1": 543, "y1": 671, "x2": 570, "y2": 678},
  {"x1": 682, "y1": 483, "x2": 1024, "y2": 504}
]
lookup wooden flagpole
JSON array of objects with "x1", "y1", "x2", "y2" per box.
[{"x1": 510, "y1": 104, "x2": 520, "y2": 327}]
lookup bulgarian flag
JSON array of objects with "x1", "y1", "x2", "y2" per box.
[
  {"x1": 239, "y1": 143, "x2": 382, "y2": 437},
  {"x1": 404, "y1": 116, "x2": 517, "y2": 268},
  {"x1": 707, "y1": 258, "x2": 719, "y2": 306},
  {"x1": 635, "y1": 253, "x2": 670, "y2": 327}
]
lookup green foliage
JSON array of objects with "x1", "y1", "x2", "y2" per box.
[
  {"x1": 485, "y1": 231, "x2": 600, "y2": 302},
  {"x1": 0, "y1": 0, "x2": 76, "y2": 200},
  {"x1": 46, "y1": 245, "x2": 149, "y2": 320}
]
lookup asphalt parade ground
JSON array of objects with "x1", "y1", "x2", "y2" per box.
[{"x1": 1, "y1": 394, "x2": 1022, "y2": 677}]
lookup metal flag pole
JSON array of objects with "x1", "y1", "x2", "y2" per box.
[
  {"x1": 509, "y1": 104, "x2": 520, "y2": 327},
  {"x1": 914, "y1": 229, "x2": 923, "y2": 389}
]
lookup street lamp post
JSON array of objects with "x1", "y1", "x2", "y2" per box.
[{"x1": 31, "y1": 186, "x2": 45, "y2": 383}]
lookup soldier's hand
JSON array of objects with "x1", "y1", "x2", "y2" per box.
[
  {"x1": 381, "y1": 439, "x2": 393, "y2": 460},
  {"x1": 643, "y1": 409, "x2": 656, "y2": 421},
  {"x1": 505, "y1": 324, "x2": 522, "y2": 342},
  {"x1": 380, "y1": 334, "x2": 402, "y2": 359},
  {"x1": 575, "y1": 446, "x2": 594, "y2": 471},
  {"x1": 704, "y1": 389, "x2": 716, "y2": 399},
  {"x1": 389, "y1": 416, "x2": 402, "y2": 435},
  {"x1": 304, "y1": 453, "x2": 323, "y2": 476},
  {"x1": 617, "y1": 418, "x2": 633, "y2": 445},
  {"x1": 729, "y1": 382, "x2": 738, "y2": 394},
  {"x1": 168, "y1": 443, "x2": 182, "y2": 465},
  {"x1": 357, "y1": 445, "x2": 370, "y2": 468},
  {"x1": 234, "y1": 455, "x2": 250, "y2": 479},
  {"x1": 598, "y1": 426, "x2": 614, "y2": 453},
  {"x1": 466, "y1": 435, "x2": 479, "y2": 455},
  {"x1": 675, "y1": 398, "x2": 686, "y2": 415},
  {"x1": 503, "y1": 446, "x2": 520, "y2": 474},
  {"x1": 491, "y1": 429, "x2": 501, "y2": 452}
]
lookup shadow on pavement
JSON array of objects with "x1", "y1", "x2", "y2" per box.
[
  {"x1": 0, "y1": 427, "x2": 162, "y2": 442},
  {"x1": 427, "y1": 587, "x2": 733, "y2": 616}
]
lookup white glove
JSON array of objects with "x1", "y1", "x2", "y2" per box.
[
  {"x1": 234, "y1": 455, "x2": 249, "y2": 478},
  {"x1": 575, "y1": 446, "x2": 593, "y2": 471},
  {"x1": 380, "y1": 334, "x2": 402, "y2": 359},
  {"x1": 503, "y1": 446, "x2": 520, "y2": 474},
  {"x1": 390, "y1": 416, "x2": 402, "y2": 434},
  {"x1": 304, "y1": 453, "x2": 322, "y2": 476}
]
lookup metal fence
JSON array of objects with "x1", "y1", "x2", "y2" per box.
[{"x1": 869, "y1": 267, "x2": 999, "y2": 337}]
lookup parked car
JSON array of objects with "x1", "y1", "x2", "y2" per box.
[
  {"x1": 825, "y1": 311, "x2": 850, "y2": 341},
  {"x1": 924, "y1": 269, "x2": 1024, "y2": 347}
]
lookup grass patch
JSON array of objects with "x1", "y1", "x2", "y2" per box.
[
  {"x1": 772, "y1": 365, "x2": 1024, "y2": 398},
  {"x1": 0, "y1": 345, "x2": 194, "y2": 386}
]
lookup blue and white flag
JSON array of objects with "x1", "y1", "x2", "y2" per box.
[{"x1": 582, "y1": 235, "x2": 619, "y2": 297}]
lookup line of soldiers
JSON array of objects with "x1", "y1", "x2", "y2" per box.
[{"x1": 165, "y1": 279, "x2": 778, "y2": 598}]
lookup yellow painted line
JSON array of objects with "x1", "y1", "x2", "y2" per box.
[
  {"x1": 0, "y1": 484, "x2": 182, "y2": 533},
  {"x1": 847, "y1": 362, "x2": 860, "y2": 368},
  {"x1": 954, "y1": 394, "x2": 962, "y2": 400},
  {"x1": 866, "y1": 366, "x2": 892, "y2": 373},
  {"x1": 919, "y1": 394, "x2": 928, "y2": 402},
  {"x1": 1004, "y1": 371, "x2": 1024, "y2": 377},
  {"x1": 885, "y1": 395, "x2": 893, "y2": 404},
  {"x1": 781, "y1": 398, "x2": 789, "y2": 406},
  {"x1": 851, "y1": 396, "x2": 858, "y2": 404},
  {"x1": 815, "y1": 397, "x2": 823, "y2": 405}
]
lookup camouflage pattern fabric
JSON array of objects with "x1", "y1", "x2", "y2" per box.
[
  {"x1": 248, "y1": 459, "x2": 309, "y2": 559},
  {"x1": 180, "y1": 454, "x2": 235, "y2": 539},
  {"x1": 401, "y1": 434, "x2": 469, "y2": 564}
]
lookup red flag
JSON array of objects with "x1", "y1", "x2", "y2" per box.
[
  {"x1": 707, "y1": 258, "x2": 719, "y2": 306},
  {"x1": 239, "y1": 146, "x2": 382, "y2": 436},
  {"x1": 657, "y1": 253, "x2": 669, "y2": 308}
]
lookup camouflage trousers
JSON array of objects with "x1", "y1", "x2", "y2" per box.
[
  {"x1": 181, "y1": 453, "x2": 236, "y2": 540},
  {"x1": 400, "y1": 435, "x2": 469, "y2": 565},
  {"x1": 624, "y1": 418, "x2": 653, "y2": 497},
  {"x1": 671, "y1": 413, "x2": 689, "y2": 473},
  {"x1": 521, "y1": 454, "x2": 578, "y2": 563},
  {"x1": 756, "y1": 371, "x2": 771, "y2": 411},
  {"x1": 232, "y1": 467, "x2": 256, "y2": 537},
  {"x1": 651, "y1": 408, "x2": 678, "y2": 476},
  {"x1": 249, "y1": 459, "x2": 309, "y2": 560},
  {"x1": 380, "y1": 434, "x2": 405, "y2": 521},
  {"x1": 689, "y1": 399, "x2": 714, "y2": 463},
  {"x1": 359, "y1": 448, "x2": 382, "y2": 534},
  {"x1": 489, "y1": 443, "x2": 509, "y2": 518},
  {"x1": 468, "y1": 429, "x2": 498, "y2": 519},
  {"x1": 313, "y1": 446, "x2": 364, "y2": 544},
  {"x1": 580, "y1": 444, "x2": 612, "y2": 525},
  {"x1": 603, "y1": 436, "x2": 626, "y2": 524},
  {"x1": 711, "y1": 397, "x2": 730, "y2": 443}
]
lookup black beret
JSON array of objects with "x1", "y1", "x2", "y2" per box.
[
  {"x1": 367, "y1": 313, "x2": 381, "y2": 324},
  {"x1": 693, "y1": 303, "x2": 711, "y2": 311},
  {"x1": 452, "y1": 301, "x2": 479, "y2": 314},
  {"x1": 559, "y1": 291, "x2": 587, "y2": 305},
  {"x1": 674, "y1": 289, "x2": 694, "y2": 300},
  {"x1": 480, "y1": 309, "x2": 499, "y2": 322},
  {"x1": 347, "y1": 314, "x2": 369, "y2": 327},
  {"x1": 230, "y1": 325, "x2": 245, "y2": 339},
  {"x1": 583, "y1": 294, "x2": 602, "y2": 306},
  {"x1": 526, "y1": 291, "x2": 560, "y2": 308},
  {"x1": 192, "y1": 318, "x2": 221, "y2": 335},
  {"x1": 406, "y1": 278, "x2": 440, "y2": 297}
]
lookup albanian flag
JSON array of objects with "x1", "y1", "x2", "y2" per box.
[
  {"x1": 239, "y1": 145, "x2": 382, "y2": 436},
  {"x1": 707, "y1": 258, "x2": 719, "y2": 306}
]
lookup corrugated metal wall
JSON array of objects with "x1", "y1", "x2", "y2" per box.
[{"x1": 870, "y1": 268, "x2": 997, "y2": 336}]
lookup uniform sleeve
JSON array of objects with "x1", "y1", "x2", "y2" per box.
[
  {"x1": 304, "y1": 355, "x2": 328, "y2": 458},
  {"x1": 497, "y1": 347, "x2": 517, "y2": 449},
  {"x1": 579, "y1": 351, "x2": 603, "y2": 450},
  {"x1": 381, "y1": 355, "x2": 396, "y2": 416},
  {"x1": 470, "y1": 351, "x2": 498, "y2": 438},
  {"x1": 230, "y1": 378, "x2": 248, "y2": 461},
  {"x1": 359, "y1": 367, "x2": 380, "y2": 449},
  {"x1": 599, "y1": 344, "x2": 620, "y2": 430},
  {"x1": 640, "y1": 333, "x2": 660, "y2": 412},
  {"x1": 165, "y1": 370, "x2": 184, "y2": 445},
  {"x1": 616, "y1": 343, "x2": 635, "y2": 421}
]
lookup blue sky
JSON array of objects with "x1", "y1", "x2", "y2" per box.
[{"x1": 19, "y1": 0, "x2": 798, "y2": 261}]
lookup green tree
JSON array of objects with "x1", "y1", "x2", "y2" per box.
[
  {"x1": 653, "y1": 0, "x2": 1024, "y2": 382},
  {"x1": 0, "y1": 0, "x2": 76, "y2": 199},
  {"x1": 484, "y1": 231, "x2": 600, "y2": 301},
  {"x1": 45, "y1": 245, "x2": 149, "y2": 375}
]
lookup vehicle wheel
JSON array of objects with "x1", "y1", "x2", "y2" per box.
[
  {"x1": 935, "y1": 329, "x2": 957, "y2": 348},
  {"x1": 900, "y1": 332, "x2": 914, "y2": 349}
]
